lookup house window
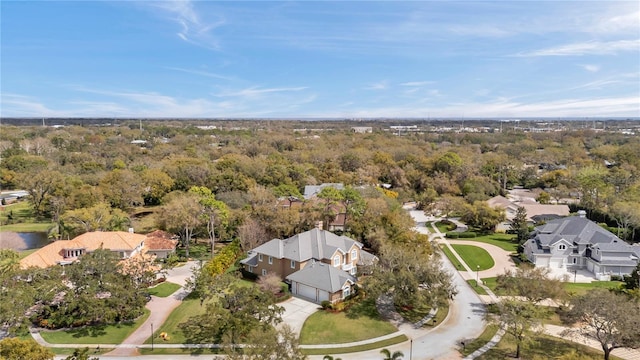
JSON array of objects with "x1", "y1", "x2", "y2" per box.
[
  {"x1": 558, "y1": 244, "x2": 566, "y2": 250},
  {"x1": 268, "y1": 256, "x2": 273, "y2": 264},
  {"x1": 343, "y1": 286, "x2": 351, "y2": 298},
  {"x1": 262, "y1": 269, "x2": 267, "y2": 276},
  {"x1": 350, "y1": 267, "x2": 357, "y2": 275},
  {"x1": 333, "y1": 255, "x2": 340, "y2": 266},
  {"x1": 573, "y1": 258, "x2": 577, "y2": 264},
  {"x1": 351, "y1": 249, "x2": 357, "y2": 261},
  {"x1": 290, "y1": 260, "x2": 296, "y2": 269},
  {"x1": 258, "y1": 254, "x2": 263, "y2": 262}
]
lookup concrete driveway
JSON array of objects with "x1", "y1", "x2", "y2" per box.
[{"x1": 278, "y1": 296, "x2": 321, "y2": 335}]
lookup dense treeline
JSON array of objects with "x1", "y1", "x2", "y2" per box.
[{"x1": 0, "y1": 121, "x2": 639, "y2": 244}]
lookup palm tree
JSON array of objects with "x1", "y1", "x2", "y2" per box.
[
  {"x1": 323, "y1": 356, "x2": 342, "y2": 360},
  {"x1": 380, "y1": 348, "x2": 404, "y2": 360}
]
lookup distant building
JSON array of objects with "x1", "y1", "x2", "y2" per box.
[
  {"x1": 351, "y1": 126, "x2": 372, "y2": 133},
  {"x1": 303, "y1": 183, "x2": 344, "y2": 200}
]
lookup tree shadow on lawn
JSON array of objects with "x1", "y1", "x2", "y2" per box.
[
  {"x1": 67, "y1": 324, "x2": 108, "y2": 338},
  {"x1": 345, "y1": 298, "x2": 381, "y2": 320}
]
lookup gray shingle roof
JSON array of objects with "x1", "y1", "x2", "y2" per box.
[
  {"x1": 286, "y1": 261, "x2": 355, "y2": 293},
  {"x1": 250, "y1": 228, "x2": 362, "y2": 262},
  {"x1": 534, "y1": 216, "x2": 620, "y2": 246},
  {"x1": 303, "y1": 183, "x2": 344, "y2": 199}
]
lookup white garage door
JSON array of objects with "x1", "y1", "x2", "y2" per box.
[
  {"x1": 536, "y1": 256, "x2": 550, "y2": 267},
  {"x1": 550, "y1": 258, "x2": 564, "y2": 268},
  {"x1": 318, "y1": 290, "x2": 329, "y2": 303},
  {"x1": 295, "y1": 282, "x2": 317, "y2": 302}
]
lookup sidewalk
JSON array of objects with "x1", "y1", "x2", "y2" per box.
[{"x1": 544, "y1": 324, "x2": 640, "y2": 360}]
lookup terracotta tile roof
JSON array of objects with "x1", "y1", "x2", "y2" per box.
[
  {"x1": 20, "y1": 231, "x2": 146, "y2": 269},
  {"x1": 145, "y1": 236, "x2": 178, "y2": 251}
]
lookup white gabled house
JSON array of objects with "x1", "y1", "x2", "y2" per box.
[{"x1": 523, "y1": 211, "x2": 640, "y2": 280}]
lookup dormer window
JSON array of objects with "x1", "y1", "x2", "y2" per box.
[
  {"x1": 351, "y1": 249, "x2": 357, "y2": 261},
  {"x1": 333, "y1": 255, "x2": 340, "y2": 266},
  {"x1": 558, "y1": 244, "x2": 566, "y2": 250}
]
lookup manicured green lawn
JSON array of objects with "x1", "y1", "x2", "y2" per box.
[
  {"x1": 476, "y1": 333, "x2": 623, "y2": 360},
  {"x1": 451, "y1": 244, "x2": 495, "y2": 271},
  {"x1": 466, "y1": 280, "x2": 488, "y2": 295},
  {"x1": 440, "y1": 245, "x2": 466, "y2": 271},
  {"x1": 564, "y1": 281, "x2": 624, "y2": 295},
  {"x1": 144, "y1": 297, "x2": 209, "y2": 344},
  {"x1": 148, "y1": 282, "x2": 181, "y2": 297},
  {"x1": 144, "y1": 278, "x2": 256, "y2": 344},
  {"x1": 301, "y1": 334, "x2": 408, "y2": 355},
  {"x1": 482, "y1": 277, "x2": 624, "y2": 297},
  {"x1": 0, "y1": 222, "x2": 55, "y2": 232},
  {"x1": 40, "y1": 309, "x2": 150, "y2": 344},
  {"x1": 455, "y1": 233, "x2": 518, "y2": 252},
  {"x1": 459, "y1": 324, "x2": 499, "y2": 357},
  {"x1": 300, "y1": 311, "x2": 398, "y2": 345},
  {"x1": 435, "y1": 221, "x2": 456, "y2": 233}
]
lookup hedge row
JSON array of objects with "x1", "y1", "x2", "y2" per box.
[
  {"x1": 446, "y1": 232, "x2": 477, "y2": 238},
  {"x1": 203, "y1": 239, "x2": 242, "y2": 276}
]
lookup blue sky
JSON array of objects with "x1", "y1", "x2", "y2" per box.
[{"x1": 1, "y1": 1, "x2": 639, "y2": 118}]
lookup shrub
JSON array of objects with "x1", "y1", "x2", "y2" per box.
[
  {"x1": 258, "y1": 272, "x2": 283, "y2": 295},
  {"x1": 446, "y1": 232, "x2": 459, "y2": 239},
  {"x1": 320, "y1": 300, "x2": 332, "y2": 310},
  {"x1": 203, "y1": 239, "x2": 242, "y2": 277},
  {"x1": 457, "y1": 232, "x2": 477, "y2": 238}
]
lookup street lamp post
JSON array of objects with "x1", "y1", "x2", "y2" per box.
[
  {"x1": 476, "y1": 265, "x2": 480, "y2": 283},
  {"x1": 410, "y1": 339, "x2": 413, "y2": 360},
  {"x1": 151, "y1": 322, "x2": 154, "y2": 351}
]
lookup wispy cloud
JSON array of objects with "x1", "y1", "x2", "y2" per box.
[
  {"x1": 164, "y1": 66, "x2": 235, "y2": 81},
  {"x1": 364, "y1": 81, "x2": 388, "y2": 90},
  {"x1": 215, "y1": 86, "x2": 308, "y2": 98},
  {"x1": 400, "y1": 81, "x2": 433, "y2": 87},
  {"x1": 514, "y1": 39, "x2": 640, "y2": 57},
  {"x1": 1, "y1": 94, "x2": 62, "y2": 117},
  {"x1": 580, "y1": 64, "x2": 600, "y2": 72},
  {"x1": 149, "y1": 0, "x2": 225, "y2": 50}
]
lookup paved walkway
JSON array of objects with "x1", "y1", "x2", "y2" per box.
[
  {"x1": 544, "y1": 324, "x2": 640, "y2": 360},
  {"x1": 277, "y1": 297, "x2": 320, "y2": 335}
]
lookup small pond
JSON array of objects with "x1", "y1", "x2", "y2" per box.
[{"x1": 0, "y1": 231, "x2": 50, "y2": 251}]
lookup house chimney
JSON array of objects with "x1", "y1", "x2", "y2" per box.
[
  {"x1": 577, "y1": 210, "x2": 586, "y2": 218},
  {"x1": 128, "y1": 227, "x2": 134, "y2": 233},
  {"x1": 315, "y1": 221, "x2": 323, "y2": 230}
]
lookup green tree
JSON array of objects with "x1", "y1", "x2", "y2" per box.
[
  {"x1": 510, "y1": 206, "x2": 530, "y2": 246},
  {"x1": 140, "y1": 168, "x2": 174, "y2": 205},
  {"x1": 496, "y1": 266, "x2": 565, "y2": 303},
  {"x1": 564, "y1": 289, "x2": 640, "y2": 360},
  {"x1": 316, "y1": 186, "x2": 344, "y2": 230},
  {"x1": 224, "y1": 325, "x2": 306, "y2": 360},
  {"x1": 0, "y1": 338, "x2": 54, "y2": 360},
  {"x1": 99, "y1": 169, "x2": 144, "y2": 211},
  {"x1": 365, "y1": 245, "x2": 455, "y2": 310},
  {"x1": 498, "y1": 299, "x2": 543, "y2": 359},
  {"x1": 20, "y1": 169, "x2": 65, "y2": 216},
  {"x1": 461, "y1": 201, "x2": 505, "y2": 233},
  {"x1": 190, "y1": 186, "x2": 229, "y2": 256},
  {"x1": 380, "y1": 348, "x2": 404, "y2": 360},
  {"x1": 157, "y1": 191, "x2": 203, "y2": 258},
  {"x1": 60, "y1": 203, "x2": 130, "y2": 237},
  {"x1": 180, "y1": 278, "x2": 284, "y2": 345}
]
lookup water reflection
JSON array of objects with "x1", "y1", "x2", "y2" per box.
[{"x1": 0, "y1": 232, "x2": 50, "y2": 251}]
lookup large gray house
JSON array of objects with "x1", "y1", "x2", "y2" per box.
[{"x1": 523, "y1": 211, "x2": 640, "y2": 280}]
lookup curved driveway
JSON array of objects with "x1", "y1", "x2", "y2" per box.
[{"x1": 446, "y1": 240, "x2": 516, "y2": 278}]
